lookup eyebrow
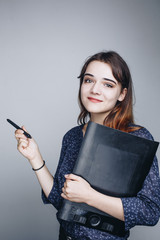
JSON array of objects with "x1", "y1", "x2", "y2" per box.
[{"x1": 83, "y1": 73, "x2": 117, "y2": 85}]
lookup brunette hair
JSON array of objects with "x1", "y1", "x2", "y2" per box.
[{"x1": 77, "y1": 51, "x2": 140, "y2": 132}]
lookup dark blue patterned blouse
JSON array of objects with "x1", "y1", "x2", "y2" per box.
[{"x1": 42, "y1": 124, "x2": 160, "y2": 240}]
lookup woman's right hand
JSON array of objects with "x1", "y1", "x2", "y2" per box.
[
  {"x1": 15, "y1": 126, "x2": 54, "y2": 197},
  {"x1": 15, "y1": 126, "x2": 42, "y2": 164}
]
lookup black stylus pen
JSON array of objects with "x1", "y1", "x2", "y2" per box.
[{"x1": 7, "y1": 119, "x2": 32, "y2": 139}]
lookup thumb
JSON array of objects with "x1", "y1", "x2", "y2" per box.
[
  {"x1": 21, "y1": 125, "x2": 28, "y2": 132},
  {"x1": 21, "y1": 125, "x2": 32, "y2": 139},
  {"x1": 65, "y1": 174, "x2": 81, "y2": 181}
]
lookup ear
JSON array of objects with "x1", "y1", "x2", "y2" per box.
[{"x1": 118, "y1": 88, "x2": 127, "y2": 102}]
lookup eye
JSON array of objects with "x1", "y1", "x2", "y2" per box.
[
  {"x1": 83, "y1": 78, "x2": 93, "y2": 83},
  {"x1": 104, "y1": 83, "x2": 113, "y2": 88}
]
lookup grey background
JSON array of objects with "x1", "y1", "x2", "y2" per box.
[{"x1": 0, "y1": 0, "x2": 160, "y2": 239}]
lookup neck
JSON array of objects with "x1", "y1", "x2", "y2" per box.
[{"x1": 90, "y1": 113, "x2": 107, "y2": 125}]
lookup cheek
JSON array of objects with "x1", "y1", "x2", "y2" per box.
[
  {"x1": 80, "y1": 85, "x2": 87, "y2": 99},
  {"x1": 103, "y1": 89, "x2": 121, "y2": 101},
  {"x1": 80, "y1": 86, "x2": 89, "y2": 109},
  {"x1": 80, "y1": 87, "x2": 85, "y2": 105},
  {"x1": 80, "y1": 92, "x2": 86, "y2": 107}
]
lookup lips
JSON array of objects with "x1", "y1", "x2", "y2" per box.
[{"x1": 88, "y1": 97, "x2": 103, "y2": 103}]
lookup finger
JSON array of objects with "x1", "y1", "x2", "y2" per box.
[
  {"x1": 18, "y1": 139, "x2": 28, "y2": 148},
  {"x1": 62, "y1": 187, "x2": 69, "y2": 197},
  {"x1": 15, "y1": 133, "x2": 27, "y2": 141},
  {"x1": 15, "y1": 129, "x2": 24, "y2": 135},
  {"x1": 64, "y1": 179, "x2": 72, "y2": 186},
  {"x1": 15, "y1": 126, "x2": 30, "y2": 139},
  {"x1": 18, "y1": 141, "x2": 28, "y2": 151},
  {"x1": 21, "y1": 126, "x2": 33, "y2": 141},
  {"x1": 65, "y1": 174, "x2": 81, "y2": 181},
  {"x1": 21, "y1": 126, "x2": 29, "y2": 133},
  {"x1": 61, "y1": 192, "x2": 68, "y2": 199},
  {"x1": 18, "y1": 138, "x2": 28, "y2": 144},
  {"x1": 15, "y1": 128, "x2": 25, "y2": 138}
]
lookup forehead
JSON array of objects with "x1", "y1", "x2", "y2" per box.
[{"x1": 85, "y1": 61, "x2": 116, "y2": 81}]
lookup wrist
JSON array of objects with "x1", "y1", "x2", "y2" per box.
[
  {"x1": 32, "y1": 160, "x2": 45, "y2": 171},
  {"x1": 29, "y1": 154, "x2": 44, "y2": 170},
  {"x1": 85, "y1": 187, "x2": 97, "y2": 205}
]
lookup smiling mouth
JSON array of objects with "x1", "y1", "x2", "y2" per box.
[{"x1": 88, "y1": 97, "x2": 103, "y2": 103}]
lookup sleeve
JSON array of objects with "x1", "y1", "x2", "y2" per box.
[
  {"x1": 41, "y1": 133, "x2": 68, "y2": 210},
  {"x1": 121, "y1": 128, "x2": 160, "y2": 231}
]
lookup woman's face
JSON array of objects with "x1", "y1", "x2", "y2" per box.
[{"x1": 81, "y1": 61, "x2": 127, "y2": 123}]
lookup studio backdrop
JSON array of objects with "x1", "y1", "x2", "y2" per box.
[{"x1": 0, "y1": 0, "x2": 160, "y2": 240}]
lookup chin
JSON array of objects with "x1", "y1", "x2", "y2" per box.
[
  {"x1": 85, "y1": 106, "x2": 100, "y2": 113},
  {"x1": 87, "y1": 109, "x2": 106, "y2": 115}
]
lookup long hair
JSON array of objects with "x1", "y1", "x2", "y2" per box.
[{"x1": 77, "y1": 51, "x2": 140, "y2": 132}]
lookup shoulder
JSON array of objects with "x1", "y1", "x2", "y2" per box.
[
  {"x1": 64, "y1": 125, "x2": 84, "y2": 138},
  {"x1": 129, "y1": 124, "x2": 154, "y2": 141},
  {"x1": 62, "y1": 124, "x2": 84, "y2": 145}
]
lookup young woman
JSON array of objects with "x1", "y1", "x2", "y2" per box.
[{"x1": 15, "y1": 51, "x2": 160, "y2": 240}]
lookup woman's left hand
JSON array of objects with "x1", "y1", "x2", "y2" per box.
[{"x1": 61, "y1": 174, "x2": 94, "y2": 203}]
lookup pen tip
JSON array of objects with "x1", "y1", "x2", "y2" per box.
[{"x1": 7, "y1": 119, "x2": 11, "y2": 123}]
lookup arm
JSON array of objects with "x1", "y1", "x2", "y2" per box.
[
  {"x1": 62, "y1": 128, "x2": 160, "y2": 229},
  {"x1": 87, "y1": 188, "x2": 124, "y2": 221},
  {"x1": 62, "y1": 159, "x2": 160, "y2": 225},
  {"x1": 121, "y1": 155, "x2": 160, "y2": 230},
  {"x1": 15, "y1": 127, "x2": 53, "y2": 198},
  {"x1": 61, "y1": 174, "x2": 124, "y2": 221},
  {"x1": 120, "y1": 127, "x2": 160, "y2": 230}
]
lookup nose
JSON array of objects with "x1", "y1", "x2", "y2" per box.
[{"x1": 91, "y1": 82, "x2": 101, "y2": 95}]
